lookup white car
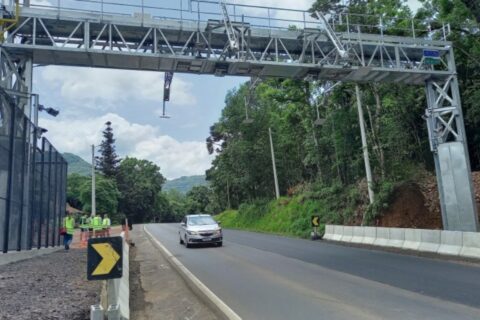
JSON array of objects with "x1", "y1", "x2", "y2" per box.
[{"x1": 179, "y1": 214, "x2": 223, "y2": 248}]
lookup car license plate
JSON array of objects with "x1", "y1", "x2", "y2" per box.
[{"x1": 202, "y1": 238, "x2": 211, "y2": 242}]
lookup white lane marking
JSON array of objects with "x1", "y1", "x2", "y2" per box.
[{"x1": 144, "y1": 225, "x2": 242, "y2": 320}]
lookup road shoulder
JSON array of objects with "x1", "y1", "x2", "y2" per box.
[{"x1": 130, "y1": 225, "x2": 218, "y2": 320}]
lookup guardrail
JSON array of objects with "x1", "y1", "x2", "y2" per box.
[{"x1": 324, "y1": 225, "x2": 480, "y2": 259}]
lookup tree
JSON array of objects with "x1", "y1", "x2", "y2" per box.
[
  {"x1": 460, "y1": 0, "x2": 480, "y2": 22},
  {"x1": 165, "y1": 189, "x2": 188, "y2": 220},
  {"x1": 67, "y1": 173, "x2": 90, "y2": 209},
  {"x1": 116, "y1": 157, "x2": 166, "y2": 223},
  {"x1": 97, "y1": 121, "x2": 120, "y2": 178},
  {"x1": 186, "y1": 185, "x2": 211, "y2": 213},
  {"x1": 78, "y1": 174, "x2": 121, "y2": 221}
]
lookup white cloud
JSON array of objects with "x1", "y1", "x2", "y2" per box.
[
  {"x1": 40, "y1": 113, "x2": 212, "y2": 179},
  {"x1": 40, "y1": 66, "x2": 196, "y2": 111}
]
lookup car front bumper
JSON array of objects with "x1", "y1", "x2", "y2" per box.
[{"x1": 187, "y1": 235, "x2": 222, "y2": 244}]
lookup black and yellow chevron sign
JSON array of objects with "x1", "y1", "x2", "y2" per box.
[
  {"x1": 311, "y1": 216, "x2": 320, "y2": 227},
  {"x1": 87, "y1": 237, "x2": 123, "y2": 281}
]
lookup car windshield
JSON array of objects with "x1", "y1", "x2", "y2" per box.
[{"x1": 188, "y1": 216, "x2": 216, "y2": 226}]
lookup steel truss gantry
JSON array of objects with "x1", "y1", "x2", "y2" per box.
[{"x1": 0, "y1": 1, "x2": 477, "y2": 231}]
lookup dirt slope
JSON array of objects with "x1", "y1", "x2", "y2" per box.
[{"x1": 376, "y1": 172, "x2": 480, "y2": 229}]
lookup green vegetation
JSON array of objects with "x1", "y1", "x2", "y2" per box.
[
  {"x1": 215, "y1": 181, "x2": 363, "y2": 238},
  {"x1": 63, "y1": 153, "x2": 91, "y2": 176},
  {"x1": 210, "y1": 0, "x2": 480, "y2": 232},
  {"x1": 163, "y1": 175, "x2": 208, "y2": 193}
]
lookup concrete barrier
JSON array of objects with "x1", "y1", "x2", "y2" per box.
[
  {"x1": 373, "y1": 227, "x2": 389, "y2": 247},
  {"x1": 361, "y1": 227, "x2": 376, "y2": 245},
  {"x1": 460, "y1": 232, "x2": 480, "y2": 259},
  {"x1": 341, "y1": 226, "x2": 354, "y2": 243},
  {"x1": 323, "y1": 225, "x2": 335, "y2": 240},
  {"x1": 101, "y1": 232, "x2": 130, "y2": 320},
  {"x1": 324, "y1": 225, "x2": 480, "y2": 260},
  {"x1": 438, "y1": 231, "x2": 463, "y2": 256},
  {"x1": 332, "y1": 225, "x2": 344, "y2": 241},
  {"x1": 351, "y1": 226, "x2": 364, "y2": 244},
  {"x1": 387, "y1": 228, "x2": 405, "y2": 248},
  {"x1": 418, "y1": 230, "x2": 441, "y2": 253},
  {"x1": 402, "y1": 229, "x2": 422, "y2": 251}
]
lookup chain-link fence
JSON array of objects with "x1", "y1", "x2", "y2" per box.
[{"x1": 0, "y1": 88, "x2": 67, "y2": 253}]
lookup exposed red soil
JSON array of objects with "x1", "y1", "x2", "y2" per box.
[{"x1": 376, "y1": 171, "x2": 480, "y2": 229}]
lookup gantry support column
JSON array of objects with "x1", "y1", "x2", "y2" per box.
[{"x1": 424, "y1": 48, "x2": 479, "y2": 232}]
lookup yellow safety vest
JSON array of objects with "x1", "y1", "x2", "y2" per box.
[
  {"x1": 92, "y1": 216, "x2": 103, "y2": 230},
  {"x1": 64, "y1": 217, "x2": 75, "y2": 235},
  {"x1": 102, "y1": 218, "x2": 111, "y2": 228}
]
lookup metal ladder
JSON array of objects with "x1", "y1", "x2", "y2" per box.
[
  {"x1": 220, "y1": 0, "x2": 239, "y2": 52},
  {"x1": 314, "y1": 11, "x2": 348, "y2": 58}
]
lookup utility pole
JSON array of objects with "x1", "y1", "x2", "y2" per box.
[
  {"x1": 91, "y1": 144, "x2": 96, "y2": 216},
  {"x1": 269, "y1": 128, "x2": 280, "y2": 200},
  {"x1": 355, "y1": 85, "x2": 374, "y2": 205},
  {"x1": 226, "y1": 179, "x2": 231, "y2": 209}
]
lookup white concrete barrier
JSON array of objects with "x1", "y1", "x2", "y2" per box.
[
  {"x1": 373, "y1": 227, "x2": 389, "y2": 247},
  {"x1": 418, "y1": 230, "x2": 441, "y2": 253},
  {"x1": 104, "y1": 232, "x2": 130, "y2": 320},
  {"x1": 460, "y1": 232, "x2": 480, "y2": 259},
  {"x1": 387, "y1": 228, "x2": 405, "y2": 248},
  {"x1": 324, "y1": 225, "x2": 480, "y2": 260},
  {"x1": 351, "y1": 226, "x2": 364, "y2": 244},
  {"x1": 331, "y1": 225, "x2": 344, "y2": 241},
  {"x1": 438, "y1": 231, "x2": 463, "y2": 256},
  {"x1": 323, "y1": 225, "x2": 335, "y2": 240},
  {"x1": 361, "y1": 227, "x2": 376, "y2": 245},
  {"x1": 402, "y1": 229, "x2": 422, "y2": 251},
  {"x1": 341, "y1": 226, "x2": 354, "y2": 242}
]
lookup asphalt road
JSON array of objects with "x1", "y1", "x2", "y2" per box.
[{"x1": 146, "y1": 224, "x2": 480, "y2": 320}]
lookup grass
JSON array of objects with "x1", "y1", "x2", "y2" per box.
[{"x1": 215, "y1": 182, "x2": 361, "y2": 239}]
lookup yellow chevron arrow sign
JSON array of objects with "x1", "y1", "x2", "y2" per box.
[
  {"x1": 91, "y1": 243, "x2": 121, "y2": 276},
  {"x1": 311, "y1": 215, "x2": 320, "y2": 227},
  {"x1": 88, "y1": 237, "x2": 123, "y2": 280}
]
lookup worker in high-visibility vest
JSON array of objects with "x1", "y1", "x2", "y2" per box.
[
  {"x1": 79, "y1": 213, "x2": 90, "y2": 242},
  {"x1": 63, "y1": 211, "x2": 75, "y2": 250},
  {"x1": 103, "y1": 214, "x2": 111, "y2": 237},
  {"x1": 91, "y1": 214, "x2": 103, "y2": 238}
]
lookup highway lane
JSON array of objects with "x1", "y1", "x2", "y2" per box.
[{"x1": 146, "y1": 224, "x2": 480, "y2": 320}]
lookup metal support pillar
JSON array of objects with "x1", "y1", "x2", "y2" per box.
[
  {"x1": 424, "y1": 49, "x2": 479, "y2": 231},
  {"x1": 355, "y1": 84, "x2": 374, "y2": 205}
]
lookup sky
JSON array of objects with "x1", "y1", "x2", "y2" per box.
[{"x1": 33, "y1": 0, "x2": 422, "y2": 180}]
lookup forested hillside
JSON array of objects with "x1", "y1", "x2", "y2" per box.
[
  {"x1": 163, "y1": 175, "x2": 208, "y2": 193},
  {"x1": 63, "y1": 153, "x2": 91, "y2": 176},
  {"x1": 210, "y1": 0, "x2": 480, "y2": 234}
]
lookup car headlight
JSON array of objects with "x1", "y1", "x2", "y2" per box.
[
  {"x1": 187, "y1": 230, "x2": 199, "y2": 235},
  {"x1": 213, "y1": 228, "x2": 222, "y2": 235}
]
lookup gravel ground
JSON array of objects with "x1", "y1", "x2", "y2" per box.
[{"x1": 0, "y1": 249, "x2": 101, "y2": 320}]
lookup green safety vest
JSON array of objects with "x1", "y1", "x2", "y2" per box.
[
  {"x1": 80, "y1": 216, "x2": 89, "y2": 228},
  {"x1": 102, "y1": 218, "x2": 111, "y2": 228},
  {"x1": 92, "y1": 216, "x2": 103, "y2": 230},
  {"x1": 64, "y1": 217, "x2": 75, "y2": 235}
]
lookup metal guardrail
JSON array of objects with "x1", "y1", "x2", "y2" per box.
[{"x1": 6, "y1": 0, "x2": 454, "y2": 40}]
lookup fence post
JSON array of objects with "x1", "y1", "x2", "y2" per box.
[
  {"x1": 16, "y1": 116, "x2": 28, "y2": 251},
  {"x1": 3, "y1": 97, "x2": 16, "y2": 253}
]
